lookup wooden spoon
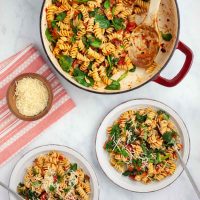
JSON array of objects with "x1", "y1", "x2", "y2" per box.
[{"x1": 128, "y1": 0, "x2": 161, "y2": 68}]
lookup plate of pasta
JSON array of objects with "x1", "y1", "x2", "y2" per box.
[
  {"x1": 96, "y1": 99, "x2": 190, "y2": 192},
  {"x1": 9, "y1": 145, "x2": 99, "y2": 200},
  {"x1": 40, "y1": 0, "x2": 192, "y2": 94}
]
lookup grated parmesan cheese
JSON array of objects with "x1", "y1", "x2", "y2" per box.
[{"x1": 15, "y1": 77, "x2": 49, "y2": 116}]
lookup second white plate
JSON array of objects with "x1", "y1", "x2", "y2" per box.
[{"x1": 96, "y1": 99, "x2": 190, "y2": 193}]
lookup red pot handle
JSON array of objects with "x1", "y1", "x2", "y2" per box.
[{"x1": 154, "y1": 41, "x2": 193, "y2": 87}]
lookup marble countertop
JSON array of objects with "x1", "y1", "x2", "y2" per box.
[{"x1": 0, "y1": 0, "x2": 200, "y2": 199}]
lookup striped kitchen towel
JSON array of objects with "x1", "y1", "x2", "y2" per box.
[{"x1": 0, "y1": 44, "x2": 75, "y2": 166}]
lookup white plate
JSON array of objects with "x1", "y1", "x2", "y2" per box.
[
  {"x1": 96, "y1": 99, "x2": 190, "y2": 193},
  {"x1": 9, "y1": 144, "x2": 99, "y2": 199}
]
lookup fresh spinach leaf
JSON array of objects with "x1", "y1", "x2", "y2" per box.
[
  {"x1": 112, "y1": 17, "x2": 125, "y2": 31},
  {"x1": 59, "y1": 55, "x2": 73, "y2": 72},
  {"x1": 82, "y1": 37, "x2": 90, "y2": 49},
  {"x1": 157, "y1": 110, "x2": 170, "y2": 120},
  {"x1": 95, "y1": 14, "x2": 110, "y2": 29},
  {"x1": 125, "y1": 120, "x2": 133, "y2": 131},
  {"x1": 89, "y1": 8, "x2": 99, "y2": 17},
  {"x1": 104, "y1": 0, "x2": 110, "y2": 9},
  {"x1": 49, "y1": 185, "x2": 55, "y2": 192},
  {"x1": 106, "y1": 55, "x2": 119, "y2": 77},
  {"x1": 119, "y1": 148, "x2": 129, "y2": 157},
  {"x1": 51, "y1": 20, "x2": 57, "y2": 29},
  {"x1": 45, "y1": 28, "x2": 56, "y2": 43},
  {"x1": 74, "y1": 68, "x2": 94, "y2": 87},
  {"x1": 105, "y1": 80, "x2": 120, "y2": 90},
  {"x1": 64, "y1": 187, "x2": 71, "y2": 193},
  {"x1": 56, "y1": 12, "x2": 66, "y2": 21},
  {"x1": 105, "y1": 140, "x2": 115, "y2": 151},
  {"x1": 117, "y1": 71, "x2": 128, "y2": 82},
  {"x1": 70, "y1": 163, "x2": 78, "y2": 171},
  {"x1": 88, "y1": 61, "x2": 94, "y2": 70},
  {"x1": 162, "y1": 132, "x2": 173, "y2": 143},
  {"x1": 110, "y1": 124, "x2": 120, "y2": 140},
  {"x1": 71, "y1": 34, "x2": 77, "y2": 43},
  {"x1": 32, "y1": 181, "x2": 41, "y2": 187},
  {"x1": 136, "y1": 113, "x2": 147, "y2": 123},
  {"x1": 89, "y1": 37, "x2": 102, "y2": 48},
  {"x1": 78, "y1": 13, "x2": 83, "y2": 20},
  {"x1": 161, "y1": 32, "x2": 172, "y2": 41},
  {"x1": 122, "y1": 170, "x2": 135, "y2": 176}
]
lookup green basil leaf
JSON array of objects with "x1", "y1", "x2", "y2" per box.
[
  {"x1": 45, "y1": 28, "x2": 56, "y2": 43},
  {"x1": 105, "y1": 80, "x2": 120, "y2": 90},
  {"x1": 104, "y1": 0, "x2": 110, "y2": 9},
  {"x1": 95, "y1": 14, "x2": 110, "y2": 29},
  {"x1": 56, "y1": 12, "x2": 66, "y2": 21},
  {"x1": 59, "y1": 55, "x2": 73, "y2": 72},
  {"x1": 70, "y1": 163, "x2": 78, "y2": 171},
  {"x1": 112, "y1": 17, "x2": 125, "y2": 31},
  {"x1": 161, "y1": 32, "x2": 172, "y2": 41}
]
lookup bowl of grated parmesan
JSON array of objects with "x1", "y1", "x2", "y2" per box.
[{"x1": 7, "y1": 73, "x2": 53, "y2": 121}]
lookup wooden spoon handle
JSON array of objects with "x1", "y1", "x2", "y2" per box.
[{"x1": 144, "y1": 0, "x2": 161, "y2": 26}]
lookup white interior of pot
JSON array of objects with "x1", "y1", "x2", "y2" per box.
[{"x1": 41, "y1": 0, "x2": 179, "y2": 93}]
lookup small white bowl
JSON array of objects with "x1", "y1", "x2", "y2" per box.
[
  {"x1": 9, "y1": 145, "x2": 99, "y2": 199},
  {"x1": 96, "y1": 99, "x2": 190, "y2": 193}
]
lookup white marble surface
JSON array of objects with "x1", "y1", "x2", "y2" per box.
[{"x1": 0, "y1": 0, "x2": 200, "y2": 199}]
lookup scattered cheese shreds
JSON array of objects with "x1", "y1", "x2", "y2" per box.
[{"x1": 15, "y1": 77, "x2": 49, "y2": 116}]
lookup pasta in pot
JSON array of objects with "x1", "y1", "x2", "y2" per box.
[
  {"x1": 17, "y1": 151, "x2": 91, "y2": 200},
  {"x1": 45, "y1": 0, "x2": 150, "y2": 90},
  {"x1": 104, "y1": 107, "x2": 183, "y2": 184}
]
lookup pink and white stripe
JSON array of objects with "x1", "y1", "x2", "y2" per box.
[{"x1": 0, "y1": 44, "x2": 75, "y2": 166}]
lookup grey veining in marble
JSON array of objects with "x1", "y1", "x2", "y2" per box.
[{"x1": 0, "y1": 0, "x2": 200, "y2": 199}]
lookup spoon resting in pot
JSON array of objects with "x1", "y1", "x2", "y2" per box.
[{"x1": 128, "y1": 0, "x2": 161, "y2": 68}]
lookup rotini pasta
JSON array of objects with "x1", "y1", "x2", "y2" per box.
[
  {"x1": 17, "y1": 151, "x2": 91, "y2": 200},
  {"x1": 45, "y1": 0, "x2": 150, "y2": 90},
  {"x1": 104, "y1": 107, "x2": 182, "y2": 184}
]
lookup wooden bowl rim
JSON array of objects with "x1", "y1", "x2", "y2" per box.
[{"x1": 6, "y1": 73, "x2": 53, "y2": 121}]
